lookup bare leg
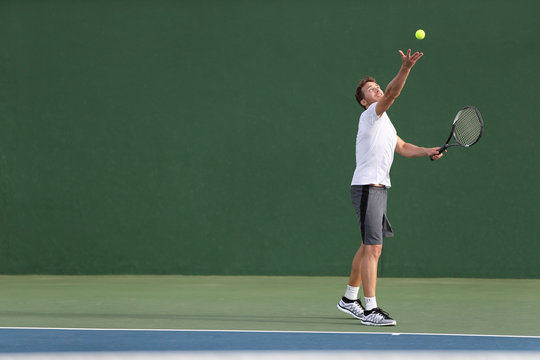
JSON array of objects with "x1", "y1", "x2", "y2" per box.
[
  {"x1": 360, "y1": 244, "x2": 382, "y2": 297},
  {"x1": 348, "y1": 245, "x2": 365, "y2": 287}
]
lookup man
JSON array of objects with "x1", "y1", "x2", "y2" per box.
[{"x1": 337, "y1": 49, "x2": 443, "y2": 326}]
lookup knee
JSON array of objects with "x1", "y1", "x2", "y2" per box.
[{"x1": 362, "y1": 245, "x2": 382, "y2": 260}]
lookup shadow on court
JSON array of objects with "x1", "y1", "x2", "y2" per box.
[{"x1": 0, "y1": 311, "x2": 354, "y2": 327}]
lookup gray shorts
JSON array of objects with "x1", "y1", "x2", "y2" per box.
[{"x1": 350, "y1": 185, "x2": 394, "y2": 245}]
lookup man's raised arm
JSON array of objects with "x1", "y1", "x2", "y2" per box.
[{"x1": 376, "y1": 49, "x2": 423, "y2": 117}]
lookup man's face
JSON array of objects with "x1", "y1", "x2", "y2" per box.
[{"x1": 361, "y1": 82, "x2": 384, "y2": 107}]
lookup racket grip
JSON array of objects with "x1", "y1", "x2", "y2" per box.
[{"x1": 430, "y1": 145, "x2": 447, "y2": 161}]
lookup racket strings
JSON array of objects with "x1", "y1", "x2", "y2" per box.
[{"x1": 453, "y1": 108, "x2": 483, "y2": 146}]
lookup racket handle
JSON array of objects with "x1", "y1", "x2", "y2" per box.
[
  {"x1": 430, "y1": 145, "x2": 447, "y2": 161},
  {"x1": 437, "y1": 144, "x2": 447, "y2": 153}
]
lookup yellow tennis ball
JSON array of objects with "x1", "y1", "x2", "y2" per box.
[{"x1": 415, "y1": 29, "x2": 425, "y2": 40}]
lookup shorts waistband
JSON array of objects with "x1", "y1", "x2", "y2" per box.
[{"x1": 351, "y1": 184, "x2": 388, "y2": 190}]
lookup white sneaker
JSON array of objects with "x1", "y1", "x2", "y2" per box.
[
  {"x1": 361, "y1": 307, "x2": 397, "y2": 326},
  {"x1": 337, "y1": 297, "x2": 365, "y2": 320}
]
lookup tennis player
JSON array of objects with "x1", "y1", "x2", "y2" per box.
[{"x1": 337, "y1": 49, "x2": 443, "y2": 326}]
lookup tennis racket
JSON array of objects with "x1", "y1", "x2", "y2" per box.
[{"x1": 431, "y1": 106, "x2": 484, "y2": 160}]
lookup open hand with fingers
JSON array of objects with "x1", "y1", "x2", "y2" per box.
[{"x1": 399, "y1": 49, "x2": 423, "y2": 69}]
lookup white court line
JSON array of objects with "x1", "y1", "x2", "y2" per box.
[{"x1": 0, "y1": 327, "x2": 539, "y2": 339}]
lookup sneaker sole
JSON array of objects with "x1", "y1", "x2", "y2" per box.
[
  {"x1": 360, "y1": 320, "x2": 397, "y2": 326},
  {"x1": 336, "y1": 303, "x2": 363, "y2": 320}
]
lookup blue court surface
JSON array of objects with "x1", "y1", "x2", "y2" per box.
[{"x1": 1, "y1": 328, "x2": 539, "y2": 359}]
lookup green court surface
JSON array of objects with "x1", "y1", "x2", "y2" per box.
[{"x1": 0, "y1": 275, "x2": 538, "y2": 336}]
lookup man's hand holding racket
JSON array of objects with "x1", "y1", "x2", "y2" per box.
[{"x1": 429, "y1": 148, "x2": 445, "y2": 161}]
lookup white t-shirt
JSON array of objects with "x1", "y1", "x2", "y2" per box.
[{"x1": 351, "y1": 102, "x2": 397, "y2": 187}]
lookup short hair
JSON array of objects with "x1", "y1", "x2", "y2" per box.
[{"x1": 355, "y1": 76, "x2": 376, "y2": 109}]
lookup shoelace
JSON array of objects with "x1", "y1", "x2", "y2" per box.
[
  {"x1": 372, "y1": 307, "x2": 391, "y2": 319},
  {"x1": 343, "y1": 299, "x2": 364, "y2": 313}
]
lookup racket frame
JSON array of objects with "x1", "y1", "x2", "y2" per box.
[{"x1": 437, "y1": 105, "x2": 484, "y2": 154}]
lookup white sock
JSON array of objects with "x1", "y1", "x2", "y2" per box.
[
  {"x1": 344, "y1": 285, "x2": 360, "y2": 301},
  {"x1": 365, "y1": 297, "x2": 377, "y2": 310}
]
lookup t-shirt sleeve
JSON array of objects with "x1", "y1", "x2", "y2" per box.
[{"x1": 361, "y1": 102, "x2": 380, "y2": 125}]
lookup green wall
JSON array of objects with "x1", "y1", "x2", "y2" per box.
[{"x1": 0, "y1": 0, "x2": 538, "y2": 277}]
